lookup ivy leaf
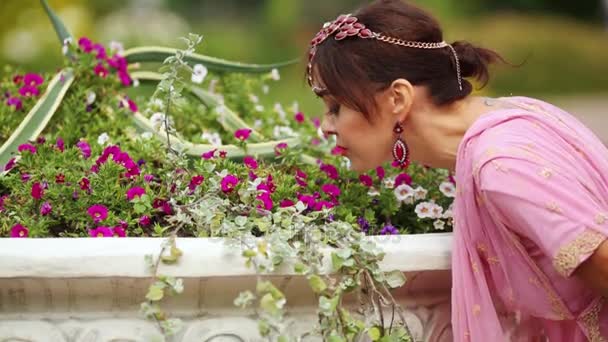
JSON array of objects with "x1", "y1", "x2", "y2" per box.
[
  {"x1": 145, "y1": 284, "x2": 165, "y2": 301},
  {"x1": 294, "y1": 262, "x2": 308, "y2": 274},
  {"x1": 260, "y1": 293, "x2": 280, "y2": 316},
  {"x1": 384, "y1": 270, "x2": 407, "y2": 289},
  {"x1": 328, "y1": 335, "x2": 346, "y2": 342},
  {"x1": 319, "y1": 295, "x2": 339, "y2": 316},
  {"x1": 308, "y1": 275, "x2": 327, "y2": 294}
]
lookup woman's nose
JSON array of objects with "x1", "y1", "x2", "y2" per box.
[{"x1": 320, "y1": 115, "x2": 335, "y2": 138}]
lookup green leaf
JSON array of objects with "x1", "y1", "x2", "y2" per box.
[
  {"x1": 368, "y1": 327, "x2": 382, "y2": 341},
  {"x1": 294, "y1": 262, "x2": 308, "y2": 274},
  {"x1": 328, "y1": 335, "x2": 346, "y2": 342},
  {"x1": 145, "y1": 284, "x2": 165, "y2": 301},
  {"x1": 260, "y1": 293, "x2": 279, "y2": 316},
  {"x1": 123, "y1": 46, "x2": 298, "y2": 73},
  {"x1": 242, "y1": 249, "x2": 257, "y2": 258},
  {"x1": 384, "y1": 270, "x2": 407, "y2": 289},
  {"x1": 0, "y1": 70, "x2": 75, "y2": 168},
  {"x1": 319, "y1": 295, "x2": 339, "y2": 315},
  {"x1": 331, "y1": 252, "x2": 344, "y2": 272},
  {"x1": 40, "y1": 0, "x2": 73, "y2": 46},
  {"x1": 308, "y1": 275, "x2": 327, "y2": 294}
]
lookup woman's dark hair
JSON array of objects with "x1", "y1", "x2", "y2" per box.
[{"x1": 309, "y1": 0, "x2": 506, "y2": 120}]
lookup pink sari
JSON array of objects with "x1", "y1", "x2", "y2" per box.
[{"x1": 452, "y1": 96, "x2": 608, "y2": 341}]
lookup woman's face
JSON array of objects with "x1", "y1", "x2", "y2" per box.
[{"x1": 318, "y1": 89, "x2": 397, "y2": 173}]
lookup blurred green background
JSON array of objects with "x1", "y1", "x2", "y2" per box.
[{"x1": 1, "y1": 0, "x2": 607, "y2": 118}]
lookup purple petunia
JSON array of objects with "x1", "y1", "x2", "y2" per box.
[
  {"x1": 10, "y1": 224, "x2": 28, "y2": 238},
  {"x1": 321, "y1": 183, "x2": 341, "y2": 198},
  {"x1": 89, "y1": 226, "x2": 113, "y2": 237},
  {"x1": 18, "y1": 143, "x2": 36, "y2": 154},
  {"x1": 6, "y1": 96, "x2": 22, "y2": 111},
  {"x1": 87, "y1": 204, "x2": 109, "y2": 223},
  {"x1": 40, "y1": 201, "x2": 52, "y2": 216},
  {"x1": 31, "y1": 182, "x2": 44, "y2": 200},
  {"x1": 126, "y1": 187, "x2": 146, "y2": 200},
  {"x1": 359, "y1": 175, "x2": 373, "y2": 187},
  {"x1": 76, "y1": 140, "x2": 92, "y2": 159},
  {"x1": 380, "y1": 224, "x2": 399, "y2": 235},
  {"x1": 234, "y1": 128, "x2": 252, "y2": 141},
  {"x1": 221, "y1": 174, "x2": 239, "y2": 193},
  {"x1": 243, "y1": 156, "x2": 258, "y2": 170}
]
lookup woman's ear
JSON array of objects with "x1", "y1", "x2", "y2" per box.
[{"x1": 389, "y1": 79, "x2": 414, "y2": 122}]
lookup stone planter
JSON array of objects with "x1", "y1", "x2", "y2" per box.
[{"x1": 0, "y1": 233, "x2": 453, "y2": 341}]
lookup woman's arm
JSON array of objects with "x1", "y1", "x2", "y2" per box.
[{"x1": 575, "y1": 240, "x2": 608, "y2": 296}]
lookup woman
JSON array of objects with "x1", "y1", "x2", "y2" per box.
[{"x1": 307, "y1": 0, "x2": 608, "y2": 340}]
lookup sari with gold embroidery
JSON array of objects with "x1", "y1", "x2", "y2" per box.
[{"x1": 452, "y1": 96, "x2": 608, "y2": 341}]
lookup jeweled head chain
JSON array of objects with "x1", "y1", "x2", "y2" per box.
[{"x1": 306, "y1": 13, "x2": 462, "y2": 92}]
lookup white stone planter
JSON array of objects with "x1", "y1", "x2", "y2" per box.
[{"x1": 0, "y1": 233, "x2": 453, "y2": 341}]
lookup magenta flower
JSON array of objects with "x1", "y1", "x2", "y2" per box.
[
  {"x1": 311, "y1": 138, "x2": 321, "y2": 146},
  {"x1": 126, "y1": 187, "x2": 146, "y2": 200},
  {"x1": 0, "y1": 195, "x2": 8, "y2": 212},
  {"x1": 376, "y1": 167, "x2": 385, "y2": 180},
  {"x1": 6, "y1": 96, "x2": 22, "y2": 111},
  {"x1": 295, "y1": 169, "x2": 308, "y2": 187},
  {"x1": 12, "y1": 75, "x2": 23, "y2": 84},
  {"x1": 79, "y1": 177, "x2": 90, "y2": 191},
  {"x1": 202, "y1": 149, "x2": 217, "y2": 160},
  {"x1": 19, "y1": 85, "x2": 40, "y2": 97},
  {"x1": 21, "y1": 173, "x2": 31, "y2": 182},
  {"x1": 188, "y1": 175, "x2": 205, "y2": 191},
  {"x1": 5, "y1": 158, "x2": 16, "y2": 171},
  {"x1": 235, "y1": 128, "x2": 252, "y2": 141},
  {"x1": 294, "y1": 112, "x2": 305, "y2": 123},
  {"x1": 448, "y1": 174, "x2": 456, "y2": 185},
  {"x1": 94, "y1": 63, "x2": 108, "y2": 78},
  {"x1": 314, "y1": 200, "x2": 334, "y2": 211},
  {"x1": 18, "y1": 143, "x2": 36, "y2": 154},
  {"x1": 274, "y1": 142, "x2": 288, "y2": 156},
  {"x1": 248, "y1": 170, "x2": 258, "y2": 181},
  {"x1": 24, "y1": 73, "x2": 43, "y2": 86},
  {"x1": 359, "y1": 175, "x2": 373, "y2": 187},
  {"x1": 78, "y1": 37, "x2": 93, "y2": 52},
  {"x1": 395, "y1": 173, "x2": 412, "y2": 187},
  {"x1": 55, "y1": 173, "x2": 65, "y2": 184},
  {"x1": 40, "y1": 201, "x2": 52, "y2": 216},
  {"x1": 298, "y1": 194, "x2": 317, "y2": 208},
  {"x1": 10, "y1": 224, "x2": 28, "y2": 238},
  {"x1": 76, "y1": 140, "x2": 91, "y2": 159},
  {"x1": 256, "y1": 191, "x2": 273, "y2": 210},
  {"x1": 312, "y1": 117, "x2": 321, "y2": 128},
  {"x1": 280, "y1": 199, "x2": 294, "y2": 208},
  {"x1": 87, "y1": 204, "x2": 109, "y2": 223},
  {"x1": 331, "y1": 146, "x2": 347, "y2": 156},
  {"x1": 118, "y1": 70, "x2": 132, "y2": 86},
  {"x1": 92, "y1": 43, "x2": 107, "y2": 60},
  {"x1": 321, "y1": 183, "x2": 341, "y2": 197},
  {"x1": 112, "y1": 226, "x2": 126, "y2": 237},
  {"x1": 89, "y1": 226, "x2": 113, "y2": 237},
  {"x1": 320, "y1": 163, "x2": 339, "y2": 179},
  {"x1": 144, "y1": 174, "x2": 154, "y2": 183},
  {"x1": 221, "y1": 174, "x2": 239, "y2": 193},
  {"x1": 31, "y1": 182, "x2": 44, "y2": 200},
  {"x1": 123, "y1": 97, "x2": 137, "y2": 112},
  {"x1": 243, "y1": 156, "x2": 258, "y2": 170},
  {"x1": 56, "y1": 137, "x2": 65, "y2": 152},
  {"x1": 139, "y1": 215, "x2": 151, "y2": 226},
  {"x1": 107, "y1": 55, "x2": 127, "y2": 70},
  {"x1": 219, "y1": 150, "x2": 227, "y2": 158}
]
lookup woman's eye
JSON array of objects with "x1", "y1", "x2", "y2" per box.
[{"x1": 328, "y1": 104, "x2": 340, "y2": 115}]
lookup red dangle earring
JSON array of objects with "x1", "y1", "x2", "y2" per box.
[{"x1": 392, "y1": 122, "x2": 410, "y2": 169}]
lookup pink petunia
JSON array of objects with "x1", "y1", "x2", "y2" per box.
[
  {"x1": 274, "y1": 142, "x2": 288, "y2": 156},
  {"x1": 94, "y1": 63, "x2": 108, "y2": 78},
  {"x1": 395, "y1": 173, "x2": 412, "y2": 187},
  {"x1": 243, "y1": 156, "x2": 258, "y2": 170},
  {"x1": 314, "y1": 200, "x2": 334, "y2": 211},
  {"x1": 312, "y1": 117, "x2": 321, "y2": 128},
  {"x1": 298, "y1": 194, "x2": 317, "y2": 208},
  {"x1": 118, "y1": 70, "x2": 132, "y2": 87},
  {"x1": 202, "y1": 149, "x2": 217, "y2": 160},
  {"x1": 89, "y1": 226, "x2": 113, "y2": 237},
  {"x1": 220, "y1": 174, "x2": 239, "y2": 193},
  {"x1": 126, "y1": 187, "x2": 146, "y2": 200},
  {"x1": 19, "y1": 85, "x2": 39, "y2": 97},
  {"x1": 5, "y1": 158, "x2": 16, "y2": 171},
  {"x1": 320, "y1": 163, "x2": 339, "y2": 180},
  {"x1": 376, "y1": 167, "x2": 385, "y2": 180},
  {"x1": 6, "y1": 96, "x2": 22, "y2": 111},
  {"x1": 87, "y1": 204, "x2": 109, "y2": 223},
  {"x1": 12, "y1": 75, "x2": 23, "y2": 84},
  {"x1": 112, "y1": 226, "x2": 126, "y2": 237},
  {"x1": 76, "y1": 140, "x2": 91, "y2": 159},
  {"x1": 23, "y1": 73, "x2": 43, "y2": 86},
  {"x1": 40, "y1": 201, "x2": 52, "y2": 216},
  {"x1": 256, "y1": 191, "x2": 273, "y2": 210},
  {"x1": 359, "y1": 175, "x2": 373, "y2": 187},
  {"x1": 119, "y1": 97, "x2": 138, "y2": 112},
  {"x1": 280, "y1": 199, "x2": 295, "y2": 208},
  {"x1": 78, "y1": 37, "x2": 93, "y2": 52},
  {"x1": 294, "y1": 112, "x2": 305, "y2": 123},
  {"x1": 31, "y1": 182, "x2": 44, "y2": 200},
  {"x1": 188, "y1": 175, "x2": 205, "y2": 191},
  {"x1": 21, "y1": 173, "x2": 31, "y2": 182},
  {"x1": 107, "y1": 55, "x2": 127, "y2": 70},
  {"x1": 0, "y1": 195, "x2": 8, "y2": 212},
  {"x1": 311, "y1": 138, "x2": 320, "y2": 146},
  {"x1": 139, "y1": 215, "x2": 151, "y2": 226},
  {"x1": 18, "y1": 143, "x2": 36, "y2": 154},
  {"x1": 10, "y1": 224, "x2": 28, "y2": 238},
  {"x1": 79, "y1": 177, "x2": 90, "y2": 191},
  {"x1": 56, "y1": 137, "x2": 65, "y2": 152},
  {"x1": 234, "y1": 128, "x2": 252, "y2": 141},
  {"x1": 219, "y1": 150, "x2": 227, "y2": 158},
  {"x1": 321, "y1": 183, "x2": 341, "y2": 198},
  {"x1": 92, "y1": 43, "x2": 107, "y2": 60},
  {"x1": 144, "y1": 174, "x2": 154, "y2": 183}
]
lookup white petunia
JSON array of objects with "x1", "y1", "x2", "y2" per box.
[
  {"x1": 97, "y1": 132, "x2": 110, "y2": 146},
  {"x1": 394, "y1": 184, "x2": 414, "y2": 202},
  {"x1": 255, "y1": 104, "x2": 264, "y2": 112},
  {"x1": 141, "y1": 132, "x2": 153, "y2": 140},
  {"x1": 290, "y1": 101, "x2": 299, "y2": 114},
  {"x1": 442, "y1": 209, "x2": 453, "y2": 219},
  {"x1": 254, "y1": 119, "x2": 263, "y2": 129},
  {"x1": 367, "y1": 187, "x2": 380, "y2": 197},
  {"x1": 133, "y1": 78, "x2": 140, "y2": 87},
  {"x1": 262, "y1": 85, "x2": 269, "y2": 94},
  {"x1": 109, "y1": 40, "x2": 124, "y2": 54},
  {"x1": 317, "y1": 127, "x2": 326, "y2": 140},
  {"x1": 249, "y1": 94, "x2": 259, "y2": 104},
  {"x1": 150, "y1": 112, "x2": 172, "y2": 131},
  {"x1": 215, "y1": 105, "x2": 226, "y2": 115},
  {"x1": 415, "y1": 201, "x2": 435, "y2": 219},
  {"x1": 270, "y1": 68, "x2": 280, "y2": 81},
  {"x1": 86, "y1": 91, "x2": 96, "y2": 105},
  {"x1": 383, "y1": 176, "x2": 396, "y2": 189},
  {"x1": 413, "y1": 186, "x2": 428, "y2": 200},
  {"x1": 191, "y1": 64, "x2": 208, "y2": 84},
  {"x1": 439, "y1": 181, "x2": 456, "y2": 198},
  {"x1": 62, "y1": 37, "x2": 72, "y2": 55},
  {"x1": 274, "y1": 103, "x2": 286, "y2": 121},
  {"x1": 208, "y1": 79, "x2": 218, "y2": 93},
  {"x1": 201, "y1": 131, "x2": 222, "y2": 146},
  {"x1": 341, "y1": 157, "x2": 351, "y2": 170},
  {"x1": 430, "y1": 203, "x2": 444, "y2": 219},
  {"x1": 433, "y1": 219, "x2": 446, "y2": 230},
  {"x1": 273, "y1": 125, "x2": 297, "y2": 138}
]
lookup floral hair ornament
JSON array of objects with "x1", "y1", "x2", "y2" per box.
[{"x1": 307, "y1": 13, "x2": 462, "y2": 92}]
